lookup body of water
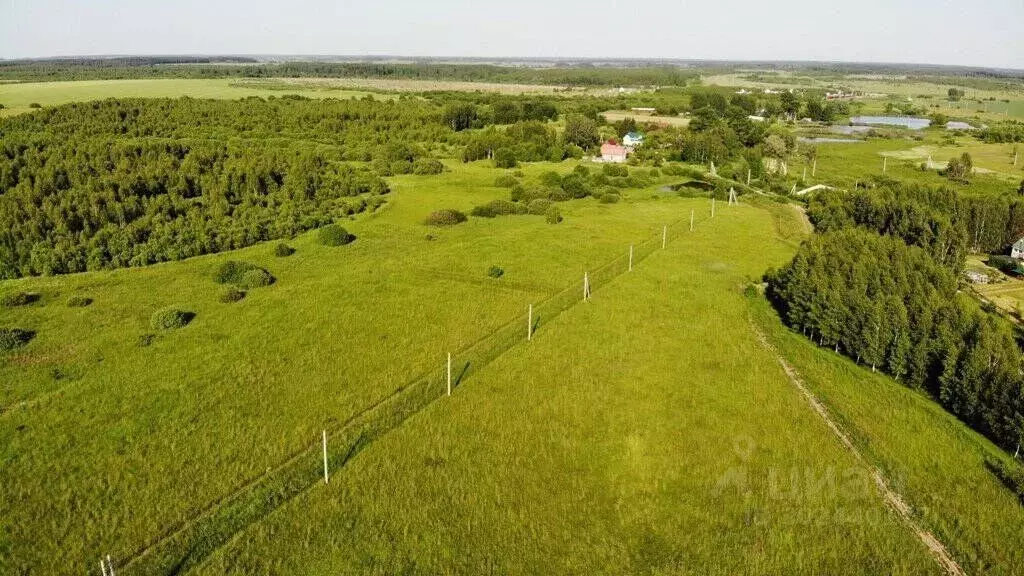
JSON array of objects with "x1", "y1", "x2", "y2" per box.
[
  {"x1": 849, "y1": 116, "x2": 931, "y2": 130},
  {"x1": 798, "y1": 137, "x2": 863, "y2": 144}
]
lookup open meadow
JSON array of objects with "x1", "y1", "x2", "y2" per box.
[
  {"x1": 3, "y1": 64, "x2": 1024, "y2": 576},
  {"x1": 0, "y1": 79, "x2": 381, "y2": 116}
]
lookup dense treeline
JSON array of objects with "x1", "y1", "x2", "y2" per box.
[
  {"x1": 0, "y1": 97, "x2": 458, "y2": 277},
  {"x1": 770, "y1": 186, "x2": 1024, "y2": 450},
  {"x1": 768, "y1": 229, "x2": 1023, "y2": 449},
  {"x1": 0, "y1": 138, "x2": 387, "y2": 277},
  {"x1": 808, "y1": 185, "x2": 1024, "y2": 261},
  {"x1": 0, "y1": 61, "x2": 701, "y2": 87}
]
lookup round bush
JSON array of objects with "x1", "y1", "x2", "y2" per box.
[
  {"x1": 527, "y1": 199, "x2": 554, "y2": 215},
  {"x1": 241, "y1": 268, "x2": 274, "y2": 289},
  {"x1": 219, "y1": 287, "x2": 246, "y2": 303},
  {"x1": 214, "y1": 261, "x2": 258, "y2": 284},
  {"x1": 425, "y1": 209, "x2": 468, "y2": 226},
  {"x1": 67, "y1": 296, "x2": 93, "y2": 307},
  {"x1": 494, "y1": 174, "x2": 519, "y2": 188},
  {"x1": 319, "y1": 224, "x2": 354, "y2": 246},
  {"x1": 412, "y1": 158, "x2": 445, "y2": 175},
  {"x1": 150, "y1": 308, "x2": 193, "y2": 330},
  {"x1": 487, "y1": 265, "x2": 505, "y2": 279},
  {"x1": 0, "y1": 328, "x2": 35, "y2": 351},
  {"x1": 545, "y1": 206, "x2": 564, "y2": 224},
  {"x1": 493, "y1": 148, "x2": 518, "y2": 169},
  {"x1": 599, "y1": 193, "x2": 621, "y2": 204},
  {"x1": 274, "y1": 243, "x2": 295, "y2": 257},
  {"x1": 2, "y1": 292, "x2": 39, "y2": 307}
]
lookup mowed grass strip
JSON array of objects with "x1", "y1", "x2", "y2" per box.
[
  {"x1": 751, "y1": 298, "x2": 1024, "y2": 575},
  {"x1": 190, "y1": 203, "x2": 939, "y2": 575}
]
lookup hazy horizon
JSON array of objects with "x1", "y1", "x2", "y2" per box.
[{"x1": 2, "y1": 0, "x2": 1023, "y2": 70}]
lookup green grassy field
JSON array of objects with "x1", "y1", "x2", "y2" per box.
[
  {"x1": 0, "y1": 79, "x2": 380, "y2": 116},
  {"x1": 751, "y1": 298, "x2": 1024, "y2": 574},
  {"x1": 185, "y1": 198, "x2": 946, "y2": 575}
]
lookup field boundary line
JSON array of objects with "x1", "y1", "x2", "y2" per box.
[
  {"x1": 748, "y1": 315, "x2": 966, "y2": 576},
  {"x1": 115, "y1": 213, "x2": 699, "y2": 575}
]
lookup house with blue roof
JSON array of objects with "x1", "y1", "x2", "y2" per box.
[{"x1": 622, "y1": 131, "x2": 644, "y2": 148}]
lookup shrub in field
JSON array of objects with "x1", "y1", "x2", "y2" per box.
[
  {"x1": 66, "y1": 296, "x2": 93, "y2": 307},
  {"x1": 2, "y1": 292, "x2": 39, "y2": 307},
  {"x1": 471, "y1": 199, "x2": 526, "y2": 218},
  {"x1": 150, "y1": 308, "x2": 193, "y2": 330},
  {"x1": 599, "y1": 192, "x2": 621, "y2": 204},
  {"x1": 0, "y1": 328, "x2": 35, "y2": 351},
  {"x1": 29, "y1": 103, "x2": 42, "y2": 109},
  {"x1": 493, "y1": 148, "x2": 517, "y2": 168},
  {"x1": 494, "y1": 174, "x2": 519, "y2": 188},
  {"x1": 214, "y1": 261, "x2": 259, "y2": 284},
  {"x1": 274, "y1": 243, "x2": 295, "y2": 257},
  {"x1": 487, "y1": 265, "x2": 505, "y2": 278},
  {"x1": 241, "y1": 269, "x2": 274, "y2": 288},
  {"x1": 602, "y1": 163, "x2": 628, "y2": 177},
  {"x1": 318, "y1": 224, "x2": 354, "y2": 246},
  {"x1": 425, "y1": 209, "x2": 468, "y2": 226},
  {"x1": 412, "y1": 158, "x2": 445, "y2": 175},
  {"x1": 545, "y1": 206, "x2": 563, "y2": 224},
  {"x1": 136, "y1": 333, "x2": 155, "y2": 347},
  {"x1": 527, "y1": 199, "x2": 553, "y2": 215},
  {"x1": 539, "y1": 171, "x2": 563, "y2": 187},
  {"x1": 219, "y1": 287, "x2": 246, "y2": 303}
]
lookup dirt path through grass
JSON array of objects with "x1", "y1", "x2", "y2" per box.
[{"x1": 748, "y1": 316, "x2": 966, "y2": 576}]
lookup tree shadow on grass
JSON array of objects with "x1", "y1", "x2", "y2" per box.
[{"x1": 984, "y1": 458, "x2": 1024, "y2": 506}]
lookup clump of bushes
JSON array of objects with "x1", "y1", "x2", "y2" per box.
[
  {"x1": 545, "y1": 206, "x2": 563, "y2": 224},
  {"x1": 0, "y1": 328, "x2": 35, "y2": 351},
  {"x1": 412, "y1": 158, "x2": 445, "y2": 175},
  {"x1": 242, "y1": 268, "x2": 274, "y2": 288},
  {"x1": 274, "y1": 243, "x2": 295, "y2": 257},
  {"x1": 471, "y1": 199, "x2": 527, "y2": 218},
  {"x1": 487, "y1": 265, "x2": 505, "y2": 279},
  {"x1": 2, "y1": 292, "x2": 39, "y2": 307},
  {"x1": 213, "y1": 261, "x2": 275, "y2": 287},
  {"x1": 599, "y1": 192, "x2": 621, "y2": 204},
  {"x1": 150, "y1": 308, "x2": 193, "y2": 330},
  {"x1": 219, "y1": 287, "x2": 247, "y2": 303},
  {"x1": 319, "y1": 224, "x2": 354, "y2": 246},
  {"x1": 425, "y1": 209, "x2": 468, "y2": 226},
  {"x1": 67, "y1": 296, "x2": 93, "y2": 307},
  {"x1": 494, "y1": 174, "x2": 520, "y2": 188},
  {"x1": 493, "y1": 148, "x2": 518, "y2": 168},
  {"x1": 526, "y1": 199, "x2": 553, "y2": 215},
  {"x1": 602, "y1": 163, "x2": 629, "y2": 177}
]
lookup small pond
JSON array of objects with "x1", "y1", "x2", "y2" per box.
[
  {"x1": 798, "y1": 137, "x2": 863, "y2": 144},
  {"x1": 849, "y1": 116, "x2": 931, "y2": 130}
]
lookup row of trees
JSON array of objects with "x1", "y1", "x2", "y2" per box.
[{"x1": 767, "y1": 228, "x2": 1023, "y2": 450}]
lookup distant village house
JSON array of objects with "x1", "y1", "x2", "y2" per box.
[
  {"x1": 600, "y1": 142, "x2": 628, "y2": 163},
  {"x1": 1012, "y1": 238, "x2": 1024, "y2": 260}
]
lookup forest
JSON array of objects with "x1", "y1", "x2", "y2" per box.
[{"x1": 770, "y1": 185, "x2": 1024, "y2": 450}]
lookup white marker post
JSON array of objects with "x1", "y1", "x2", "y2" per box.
[
  {"x1": 628, "y1": 245, "x2": 633, "y2": 271},
  {"x1": 690, "y1": 209, "x2": 694, "y2": 232},
  {"x1": 322, "y1": 430, "x2": 329, "y2": 484},
  {"x1": 583, "y1": 272, "x2": 590, "y2": 301},
  {"x1": 662, "y1": 226, "x2": 667, "y2": 249},
  {"x1": 812, "y1": 159, "x2": 817, "y2": 176},
  {"x1": 746, "y1": 168, "x2": 751, "y2": 185},
  {"x1": 711, "y1": 197, "x2": 716, "y2": 218},
  {"x1": 882, "y1": 157, "x2": 887, "y2": 173},
  {"x1": 802, "y1": 166, "x2": 807, "y2": 181},
  {"x1": 446, "y1": 353, "x2": 452, "y2": 396},
  {"x1": 527, "y1": 304, "x2": 533, "y2": 341},
  {"x1": 107, "y1": 555, "x2": 114, "y2": 576},
  {"x1": 100, "y1": 559, "x2": 108, "y2": 576}
]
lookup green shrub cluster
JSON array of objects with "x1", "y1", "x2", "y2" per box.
[
  {"x1": 66, "y1": 296, "x2": 93, "y2": 307},
  {"x1": 494, "y1": 174, "x2": 520, "y2": 188},
  {"x1": 0, "y1": 327, "x2": 35, "y2": 351},
  {"x1": 318, "y1": 224, "x2": 354, "y2": 246},
  {"x1": 150, "y1": 308, "x2": 193, "y2": 330},
  {"x1": 425, "y1": 209, "x2": 468, "y2": 226},
  {"x1": 487, "y1": 265, "x2": 505, "y2": 278},
  {"x1": 241, "y1": 269, "x2": 274, "y2": 288},
  {"x1": 471, "y1": 199, "x2": 527, "y2": 218},
  {"x1": 526, "y1": 199, "x2": 553, "y2": 215},
  {"x1": 219, "y1": 287, "x2": 246, "y2": 303},
  {"x1": 545, "y1": 207, "x2": 563, "y2": 224},
  {"x1": 273, "y1": 243, "x2": 295, "y2": 257},
  {"x1": 411, "y1": 158, "x2": 445, "y2": 175},
  {"x1": 2, "y1": 292, "x2": 39, "y2": 307}
]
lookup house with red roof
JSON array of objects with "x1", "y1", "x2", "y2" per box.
[{"x1": 600, "y1": 141, "x2": 627, "y2": 163}]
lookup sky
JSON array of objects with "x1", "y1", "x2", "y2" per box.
[{"x1": 2, "y1": 0, "x2": 1022, "y2": 69}]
